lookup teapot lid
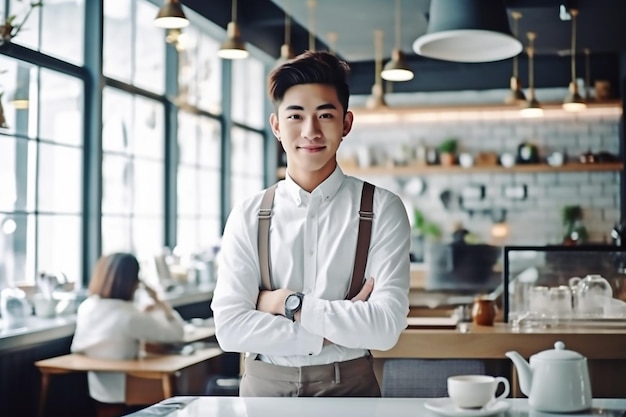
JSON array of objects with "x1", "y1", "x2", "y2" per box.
[{"x1": 533, "y1": 341, "x2": 584, "y2": 361}]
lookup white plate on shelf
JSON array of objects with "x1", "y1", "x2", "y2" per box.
[{"x1": 424, "y1": 398, "x2": 511, "y2": 417}]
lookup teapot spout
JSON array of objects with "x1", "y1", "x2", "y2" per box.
[{"x1": 505, "y1": 350, "x2": 532, "y2": 396}]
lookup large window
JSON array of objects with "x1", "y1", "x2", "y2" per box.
[
  {"x1": 230, "y1": 56, "x2": 267, "y2": 208},
  {"x1": 230, "y1": 127, "x2": 265, "y2": 207},
  {"x1": 103, "y1": 0, "x2": 165, "y2": 94},
  {"x1": 176, "y1": 27, "x2": 223, "y2": 114},
  {"x1": 231, "y1": 57, "x2": 265, "y2": 130},
  {"x1": 10, "y1": 0, "x2": 85, "y2": 66},
  {"x1": 0, "y1": 0, "x2": 271, "y2": 291},
  {"x1": 177, "y1": 112, "x2": 222, "y2": 251},
  {"x1": 101, "y1": 88, "x2": 165, "y2": 258},
  {"x1": 0, "y1": 57, "x2": 84, "y2": 288}
]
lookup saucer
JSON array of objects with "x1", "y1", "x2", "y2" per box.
[{"x1": 424, "y1": 398, "x2": 511, "y2": 417}]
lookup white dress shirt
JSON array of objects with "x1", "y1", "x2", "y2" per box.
[
  {"x1": 211, "y1": 166, "x2": 410, "y2": 367},
  {"x1": 71, "y1": 296, "x2": 185, "y2": 403}
]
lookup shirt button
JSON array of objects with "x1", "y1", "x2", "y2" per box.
[{"x1": 309, "y1": 250, "x2": 314, "y2": 255}]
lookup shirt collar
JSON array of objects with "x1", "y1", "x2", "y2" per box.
[{"x1": 283, "y1": 166, "x2": 346, "y2": 206}]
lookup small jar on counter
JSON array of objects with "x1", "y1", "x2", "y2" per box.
[{"x1": 472, "y1": 297, "x2": 497, "y2": 326}]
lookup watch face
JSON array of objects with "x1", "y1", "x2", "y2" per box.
[{"x1": 286, "y1": 294, "x2": 301, "y2": 310}]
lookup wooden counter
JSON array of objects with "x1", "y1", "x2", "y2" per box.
[
  {"x1": 372, "y1": 323, "x2": 626, "y2": 359},
  {"x1": 372, "y1": 323, "x2": 626, "y2": 398}
]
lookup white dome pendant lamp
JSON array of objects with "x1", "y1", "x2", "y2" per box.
[{"x1": 413, "y1": 0, "x2": 522, "y2": 63}]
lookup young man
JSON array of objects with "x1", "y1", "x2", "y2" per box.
[{"x1": 211, "y1": 51, "x2": 410, "y2": 397}]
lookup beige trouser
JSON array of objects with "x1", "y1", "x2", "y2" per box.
[{"x1": 240, "y1": 354, "x2": 381, "y2": 397}]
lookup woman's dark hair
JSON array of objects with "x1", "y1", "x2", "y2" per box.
[
  {"x1": 268, "y1": 50, "x2": 351, "y2": 115},
  {"x1": 88, "y1": 253, "x2": 140, "y2": 301}
]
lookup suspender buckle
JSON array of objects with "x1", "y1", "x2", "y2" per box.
[
  {"x1": 258, "y1": 209, "x2": 272, "y2": 219},
  {"x1": 359, "y1": 211, "x2": 374, "y2": 221}
]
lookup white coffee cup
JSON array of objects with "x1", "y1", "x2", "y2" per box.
[{"x1": 447, "y1": 375, "x2": 510, "y2": 409}]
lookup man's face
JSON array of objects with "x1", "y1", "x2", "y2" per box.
[{"x1": 270, "y1": 83, "x2": 353, "y2": 184}]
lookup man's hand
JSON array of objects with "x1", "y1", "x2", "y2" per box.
[
  {"x1": 257, "y1": 288, "x2": 293, "y2": 316},
  {"x1": 351, "y1": 277, "x2": 374, "y2": 302}
]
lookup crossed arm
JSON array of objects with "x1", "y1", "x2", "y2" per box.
[{"x1": 256, "y1": 277, "x2": 375, "y2": 322}]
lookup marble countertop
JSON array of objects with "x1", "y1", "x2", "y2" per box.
[{"x1": 126, "y1": 397, "x2": 626, "y2": 417}]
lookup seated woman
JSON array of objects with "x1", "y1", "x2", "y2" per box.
[{"x1": 71, "y1": 252, "x2": 185, "y2": 417}]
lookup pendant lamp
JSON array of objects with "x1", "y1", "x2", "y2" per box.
[
  {"x1": 307, "y1": 0, "x2": 316, "y2": 52},
  {"x1": 218, "y1": 0, "x2": 249, "y2": 59},
  {"x1": 504, "y1": 11, "x2": 526, "y2": 104},
  {"x1": 381, "y1": 0, "x2": 414, "y2": 82},
  {"x1": 562, "y1": 9, "x2": 586, "y2": 112},
  {"x1": 366, "y1": 30, "x2": 387, "y2": 109},
  {"x1": 154, "y1": 0, "x2": 189, "y2": 29},
  {"x1": 520, "y1": 32, "x2": 543, "y2": 118},
  {"x1": 583, "y1": 48, "x2": 591, "y2": 101},
  {"x1": 413, "y1": 0, "x2": 522, "y2": 63},
  {"x1": 276, "y1": 0, "x2": 294, "y2": 65},
  {"x1": 327, "y1": 31, "x2": 338, "y2": 55}
]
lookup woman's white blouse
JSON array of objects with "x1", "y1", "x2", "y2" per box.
[{"x1": 71, "y1": 296, "x2": 185, "y2": 403}]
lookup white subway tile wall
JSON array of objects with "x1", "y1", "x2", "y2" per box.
[{"x1": 341, "y1": 107, "x2": 622, "y2": 245}]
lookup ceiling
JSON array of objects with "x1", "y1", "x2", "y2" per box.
[{"x1": 182, "y1": 0, "x2": 626, "y2": 98}]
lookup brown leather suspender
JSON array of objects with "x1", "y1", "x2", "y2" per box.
[
  {"x1": 347, "y1": 181, "x2": 375, "y2": 299},
  {"x1": 257, "y1": 182, "x2": 375, "y2": 300},
  {"x1": 258, "y1": 183, "x2": 278, "y2": 292}
]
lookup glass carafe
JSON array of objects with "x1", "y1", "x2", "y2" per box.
[{"x1": 569, "y1": 274, "x2": 613, "y2": 318}]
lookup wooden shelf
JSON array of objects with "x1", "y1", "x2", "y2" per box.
[
  {"x1": 351, "y1": 99, "x2": 622, "y2": 117},
  {"x1": 277, "y1": 162, "x2": 623, "y2": 179}
]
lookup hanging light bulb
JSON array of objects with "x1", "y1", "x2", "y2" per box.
[
  {"x1": 154, "y1": 0, "x2": 189, "y2": 29},
  {"x1": 504, "y1": 11, "x2": 526, "y2": 104},
  {"x1": 276, "y1": 0, "x2": 294, "y2": 65},
  {"x1": 520, "y1": 32, "x2": 543, "y2": 118},
  {"x1": 218, "y1": 0, "x2": 249, "y2": 59},
  {"x1": 562, "y1": 9, "x2": 586, "y2": 112},
  {"x1": 381, "y1": 0, "x2": 413, "y2": 82},
  {"x1": 366, "y1": 30, "x2": 387, "y2": 109}
]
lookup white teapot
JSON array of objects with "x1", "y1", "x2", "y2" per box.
[{"x1": 506, "y1": 341, "x2": 592, "y2": 412}]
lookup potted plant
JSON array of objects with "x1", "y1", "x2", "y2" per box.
[
  {"x1": 561, "y1": 205, "x2": 589, "y2": 245},
  {"x1": 438, "y1": 138, "x2": 458, "y2": 166},
  {"x1": 411, "y1": 209, "x2": 442, "y2": 262}
]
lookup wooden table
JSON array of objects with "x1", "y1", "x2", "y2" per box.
[{"x1": 34, "y1": 324, "x2": 221, "y2": 417}]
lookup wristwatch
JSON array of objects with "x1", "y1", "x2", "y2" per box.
[{"x1": 284, "y1": 292, "x2": 304, "y2": 321}]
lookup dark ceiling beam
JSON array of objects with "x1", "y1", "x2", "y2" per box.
[{"x1": 348, "y1": 53, "x2": 620, "y2": 96}]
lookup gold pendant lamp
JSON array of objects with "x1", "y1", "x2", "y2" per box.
[
  {"x1": 520, "y1": 32, "x2": 543, "y2": 118},
  {"x1": 366, "y1": 30, "x2": 387, "y2": 109},
  {"x1": 562, "y1": 9, "x2": 586, "y2": 111},
  {"x1": 218, "y1": 0, "x2": 249, "y2": 59},
  {"x1": 154, "y1": 0, "x2": 189, "y2": 29},
  {"x1": 381, "y1": 0, "x2": 414, "y2": 82}
]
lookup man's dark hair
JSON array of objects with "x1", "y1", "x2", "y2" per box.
[{"x1": 268, "y1": 50, "x2": 351, "y2": 115}]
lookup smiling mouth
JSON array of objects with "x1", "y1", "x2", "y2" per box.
[{"x1": 298, "y1": 146, "x2": 326, "y2": 152}]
